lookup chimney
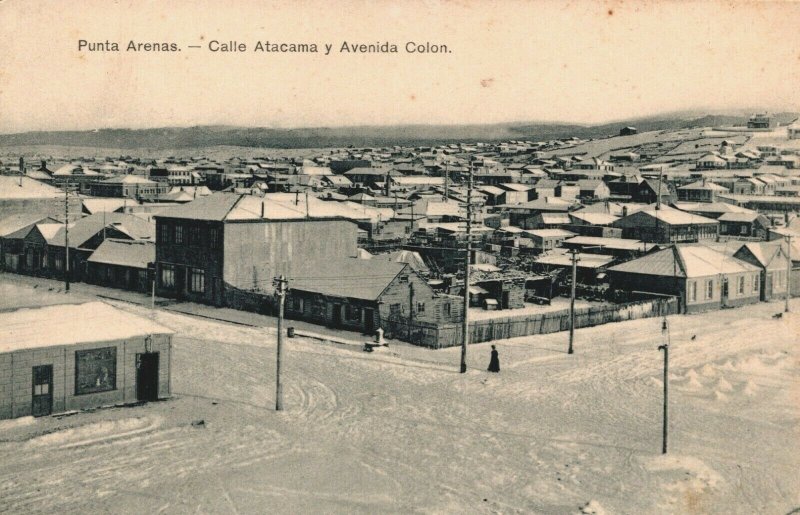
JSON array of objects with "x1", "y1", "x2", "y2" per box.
[
  {"x1": 622, "y1": 206, "x2": 628, "y2": 217},
  {"x1": 40, "y1": 160, "x2": 46, "y2": 170},
  {"x1": 261, "y1": 199, "x2": 265, "y2": 218}
]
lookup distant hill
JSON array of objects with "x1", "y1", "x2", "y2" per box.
[{"x1": 1, "y1": 112, "x2": 796, "y2": 149}]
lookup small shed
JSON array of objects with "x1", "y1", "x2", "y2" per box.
[{"x1": 0, "y1": 302, "x2": 173, "y2": 420}]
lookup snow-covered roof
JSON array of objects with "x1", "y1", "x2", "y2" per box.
[
  {"x1": 0, "y1": 302, "x2": 173, "y2": 353},
  {"x1": 609, "y1": 245, "x2": 760, "y2": 278},
  {"x1": 87, "y1": 239, "x2": 154, "y2": 269},
  {"x1": 0, "y1": 176, "x2": 64, "y2": 199}
]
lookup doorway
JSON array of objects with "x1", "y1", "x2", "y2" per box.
[
  {"x1": 363, "y1": 308, "x2": 375, "y2": 334},
  {"x1": 31, "y1": 365, "x2": 53, "y2": 417},
  {"x1": 331, "y1": 303, "x2": 342, "y2": 328},
  {"x1": 136, "y1": 352, "x2": 160, "y2": 402},
  {"x1": 721, "y1": 277, "x2": 729, "y2": 306}
]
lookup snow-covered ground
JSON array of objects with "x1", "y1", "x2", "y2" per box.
[{"x1": 0, "y1": 278, "x2": 798, "y2": 513}]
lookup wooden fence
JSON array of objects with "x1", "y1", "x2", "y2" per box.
[{"x1": 384, "y1": 297, "x2": 679, "y2": 349}]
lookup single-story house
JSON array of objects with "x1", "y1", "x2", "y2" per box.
[
  {"x1": 607, "y1": 245, "x2": 761, "y2": 313},
  {"x1": 285, "y1": 258, "x2": 462, "y2": 340},
  {"x1": 733, "y1": 242, "x2": 789, "y2": 302},
  {"x1": 86, "y1": 238, "x2": 155, "y2": 292},
  {"x1": 0, "y1": 302, "x2": 172, "y2": 419}
]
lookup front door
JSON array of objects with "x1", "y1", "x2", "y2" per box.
[
  {"x1": 721, "y1": 277, "x2": 729, "y2": 306},
  {"x1": 136, "y1": 352, "x2": 160, "y2": 402},
  {"x1": 31, "y1": 365, "x2": 53, "y2": 417},
  {"x1": 501, "y1": 291, "x2": 510, "y2": 310},
  {"x1": 331, "y1": 304, "x2": 342, "y2": 328},
  {"x1": 765, "y1": 273, "x2": 773, "y2": 301},
  {"x1": 363, "y1": 308, "x2": 375, "y2": 334}
]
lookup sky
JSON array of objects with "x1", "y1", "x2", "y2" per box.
[{"x1": 0, "y1": 0, "x2": 798, "y2": 133}]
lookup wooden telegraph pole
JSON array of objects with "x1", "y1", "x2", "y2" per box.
[
  {"x1": 64, "y1": 181, "x2": 70, "y2": 292},
  {"x1": 443, "y1": 161, "x2": 449, "y2": 202},
  {"x1": 786, "y1": 234, "x2": 792, "y2": 313},
  {"x1": 408, "y1": 282, "x2": 414, "y2": 341},
  {"x1": 274, "y1": 275, "x2": 288, "y2": 411},
  {"x1": 568, "y1": 248, "x2": 579, "y2": 354},
  {"x1": 658, "y1": 318, "x2": 670, "y2": 454},
  {"x1": 460, "y1": 160, "x2": 474, "y2": 373}
]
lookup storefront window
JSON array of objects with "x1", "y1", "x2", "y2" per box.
[{"x1": 161, "y1": 264, "x2": 175, "y2": 288}]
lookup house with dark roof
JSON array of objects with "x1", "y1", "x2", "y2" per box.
[{"x1": 607, "y1": 245, "x2": 760, "y2": 313}]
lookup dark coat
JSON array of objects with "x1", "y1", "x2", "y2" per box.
[{"x1": 488, "y1": 349, "x2": 500, "y2": 373}]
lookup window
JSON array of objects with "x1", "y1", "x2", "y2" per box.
[
  {"x1": 189, "y1": 226, "x2": 202, "y2": 246},
  {"x1": 688, "y1": 281, "x2": 697, "y2": 302},
  {"x1": 417, "y1": 302, "x2": 425, "y2": 313},
  {"x1": 75, "y1": 347, "x2": 117, "y2": 395},
  {"x1": 737, "y1": 276, "x2": 745, "y2": 295},
  {"x1": 740, "y1": 225, "x2": 748, "y2": 235},
  {"x1": 209, "y1": 227, "x2": 220, "y2": 249},
  {"x1": 189, "y1": 267, "x2": 205, "y2": 293},
  {"x1": 753, "y1": 275, "x2": 759, "y2": 292},
  {"x1": 292, "y1": 297, "x2": 304, "y2": 313},
  {"x1": 344, "y1": 304, "x2": 362, "y2": 322},
  {"x1": 54, "y1": 256, "x2": 63, "y2": 271},
  {"x1": 161, "y1": 264, "x2": 175, "y2": 288},
  {"x1": 174, "y1": 224, "x2": 184, "y2": 244},
  {"x1": 399, "y1": 275, "x2": 409, "y2": 283},
  {"x1": 389, "y1": 303, "x2": 401, "y2": 318},
  {"x1": 706, "y1": 279, "x2": 714, "y2": 300},
  {"x1": 443, "y1": 303, "x2": 451, "y2": 317},
  {"x1": 159, "y1": 223, "x2": 171, "y2": 244}
]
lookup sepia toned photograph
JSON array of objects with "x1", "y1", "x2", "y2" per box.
[{"x1": 0, "y1": 0, "x2": 798, "y2": 513}]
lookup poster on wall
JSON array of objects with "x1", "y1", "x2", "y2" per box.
[{"x1": 75, "y1": 347, "x2": 117, "y2": 395}]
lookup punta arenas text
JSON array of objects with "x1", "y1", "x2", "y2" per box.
[{"x1": 78, "y1": 40, "x2": 179, "y2": 52}]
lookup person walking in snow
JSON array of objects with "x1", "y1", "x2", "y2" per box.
[{"x1": 487, "y1": 345, "x2": 500, "y2": 373}]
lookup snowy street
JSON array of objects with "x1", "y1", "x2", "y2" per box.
[{"x1": 0, "y1": 277, "x2": 797, "y2": 514}]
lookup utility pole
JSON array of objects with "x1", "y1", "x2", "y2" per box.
[
  {"x1": 460, "y1": 161, "x2": 473, "y2": 373},
  {"x1": 273, "y1": 275, "x2": 288, "y2": 411},
  {"x1": 408, "y1": 282, "x2": 414, "y2": 341},
  {"x1": 786, "y1": 234, "x2": 792, "y2": 313},
  {"x1": 568, "y1": 248, "x2": 579, "y2": 354},
  {"x1": 64, "y1": 181, "x2": 70, "y2": 292},
  {"x1": 443, "y1": 161, "x2": 449, "y2": 202},
  {"x1": 656, "y1": 169, "x2": 663, "y2": 210},
  {"x1": 658, "y1": 318, "x2": 670, "y2": 454}
]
